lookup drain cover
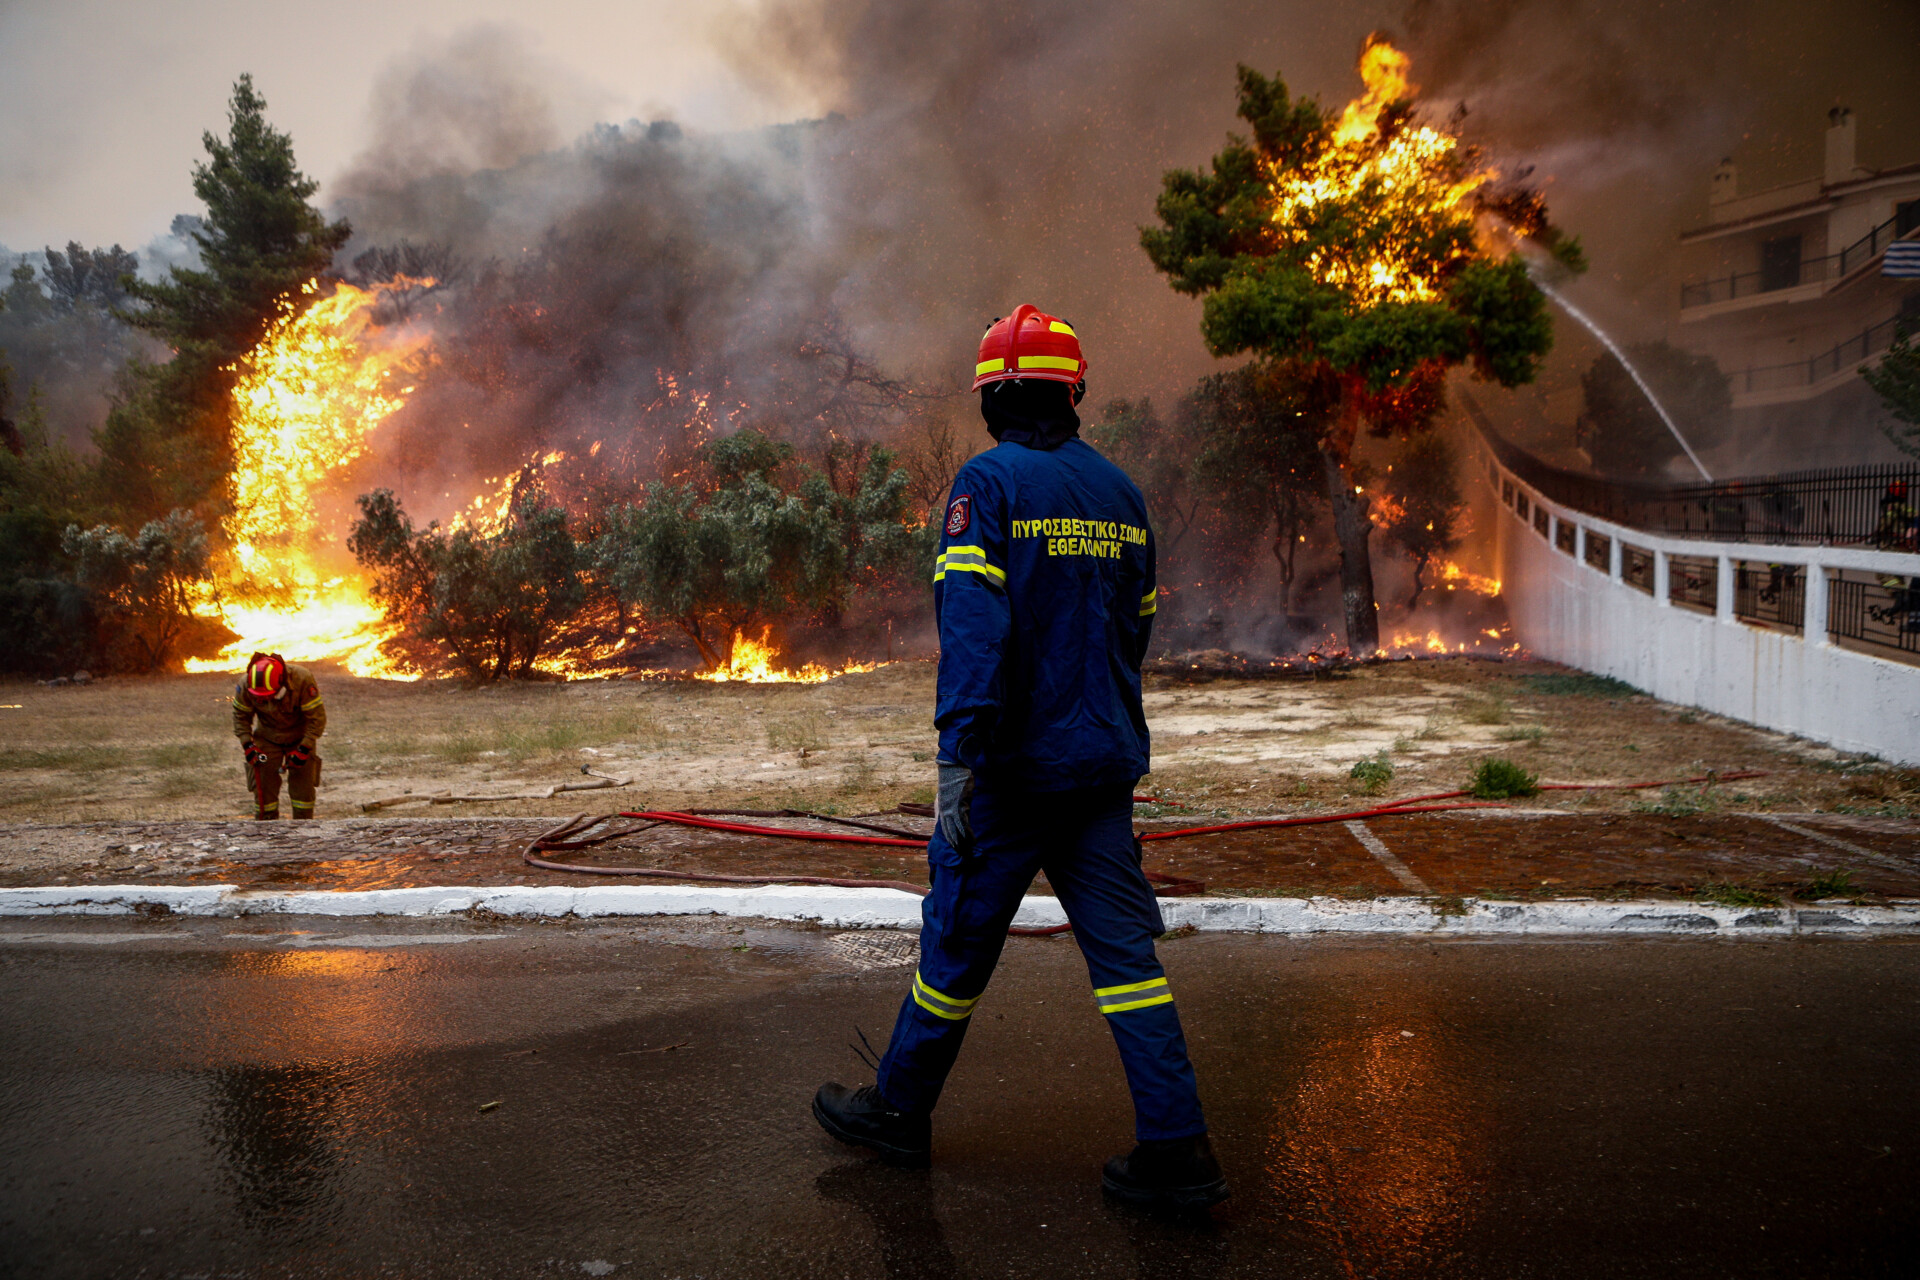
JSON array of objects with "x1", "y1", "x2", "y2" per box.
[{"x1": 826, "y1": 931, "x2": 919, "y2": 970}]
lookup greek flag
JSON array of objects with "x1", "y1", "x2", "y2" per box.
[{"x1": 1886, "y1": 239, "x2": 1920, "y2": 278}]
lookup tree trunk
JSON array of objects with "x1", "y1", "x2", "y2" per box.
[
  {"x1": 1319, "y1": 443, "x2": 1380, "y2": 654},
  {"x1": 1408, "y1": 549, "x2": 1430, "y2": 611},
  {"x1": 1269, "y1": 534, "x2": 1293, "y2": 615}
]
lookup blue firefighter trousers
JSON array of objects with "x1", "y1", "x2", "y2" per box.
[{"x1": 874, "y1": 782, "x2": 1207, "y2": 1142}]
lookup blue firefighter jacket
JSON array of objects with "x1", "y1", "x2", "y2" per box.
[{"x1": 933, "y1": 437, "x2": 1157, "y2": 791}]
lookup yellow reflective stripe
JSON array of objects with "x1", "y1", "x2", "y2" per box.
[
  {"x1": 1017, "y1": 354, "x2": 1080, "y2": 372},
  {"x1": 290, "y1": 801, "x2": 315, "y2": 810},
  {"x1": 232, "y1": 699, "x2": 250, "y2": 711},
  {"x1": 1139, "y1": 588, "x2": 1157, "y2": 617},
  {"x1": 1049, "y1": 320, "x2": 1076, "y2": 336},
  {"x1": 912, "y1": 972, "x2": 979, "y2": 1021},
  {"x1": 975, "y1": 357, "x2": 1006, "y2": 377},
  {"x1": 932, "y1": 561, "x2": 1006, "y2": 585},
  {"x1": 301, "y1": 696, "x2": 324, "y2": 711},
  {"x1": 1094, "y1": 976, "x2": 1172, "y2": 1015}
]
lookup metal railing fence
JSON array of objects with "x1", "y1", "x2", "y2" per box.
[
  {"x1": 1829, "y1": 572, "x2": 1920, "y2": 663},
  {"x1": 1470, "y1": 411, "x2": 1920, "y2": 548},
  {"x1": 1734, "y1": 563, "x2": 1806, "y2": 633}
]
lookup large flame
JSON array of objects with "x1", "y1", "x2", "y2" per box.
[
  {"x1": 187, "y1": 279, "x2": 431, "y2": 678},
  {"x1": 1268, "y1": 37, "x2": 1491, "y2": 305}
]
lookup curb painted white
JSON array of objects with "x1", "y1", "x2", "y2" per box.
[{"x1": 3, "y1": 884, "x2": 1917, "y2": 937}]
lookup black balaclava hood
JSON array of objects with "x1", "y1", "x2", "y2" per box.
[{"x1": 980, "y1": 378, "x2": 1082, "y2": 451}]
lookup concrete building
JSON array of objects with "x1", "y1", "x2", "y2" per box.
[{"x1": 1673, "y1": 109, "x2": 1920, "y2": 469}]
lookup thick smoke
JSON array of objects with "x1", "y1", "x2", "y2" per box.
[{"x1": 319, "y1": 0, "x2": 1920, "y2": 621}]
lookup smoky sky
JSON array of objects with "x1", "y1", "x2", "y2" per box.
[{"x1": 7, "y1": 0, "x2": 1917, "y2": 491}]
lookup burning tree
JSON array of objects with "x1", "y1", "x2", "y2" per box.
[
  {"x1": 101, "y1": 75, "x2": 350, "y2": 525},
  {"x1": 1142, "y1": 38, "x2": 1579, "y2": 651},
  {"x1": 348, "y1": 489, "x2": 586, "y2": 682},
  {"x1": 594, "y1": 430, "x2": 916, "y2": 672}
]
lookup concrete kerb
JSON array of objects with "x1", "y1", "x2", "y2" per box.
[{"x1": 2, "y1": 884, "x2": 1918, "y2": 937}]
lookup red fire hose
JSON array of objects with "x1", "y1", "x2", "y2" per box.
[{"x1": 522, "y1": 769, "x2": 1765, "y2": 937}]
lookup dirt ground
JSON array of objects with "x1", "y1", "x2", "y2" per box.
[
  {"x1": 3, "y1": 655, "x2": 1914, "y2": 826},
  {"x1": 2, "y1": 655, "x2": 1915, "y2": 897}
]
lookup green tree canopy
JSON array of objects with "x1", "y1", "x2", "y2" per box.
[
  {"x1": 594, "y1": 429, "x2": 915, "y2": 671},
  {"x1": 1863, "y1": 323, "x2": 1920, "y2": 459},
  {"x1": 348, "y1": 488, "x2": 586, "y2": 682},
  {"x1": 99, "y1": 75, "x2": 350, "y2": 523},
  {"x1": 1142, "y1": 50, "x2": 1578, "y2": 651},
  {"x1": 60, "y1": 508, "x2": 223, "y2": 672},
  {"x1": 1578, "y1": 342, "x2": 1729, "y2": 478}
]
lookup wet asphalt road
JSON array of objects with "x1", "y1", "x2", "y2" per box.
[{"x1": 2, "y1": 918, "x2": 1916, "y2": 1279}]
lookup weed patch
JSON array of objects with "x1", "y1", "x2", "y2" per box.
[
  {"x1": 1631, "y1": 786, "x2": 1720, "y2": 817},
  {"x1": 1694, "y1": 883, "x2": 1780, "y2": 908},
  {"x1": 1517, "y1": 673, "x2": 1640, "y2": 699},
  {"x1": 1803, "y1": 868, "x2": 1857, "y2": 899},
  {"x1": 1348, "y1": 754, "x2": 1394, "y2": 794},
  {"x1": 1460, "y1": 695, "x2": 1511, "y2": 725},
  {"x1": 1495, "y1": 726, "x2": 1545, "y2": 743},
  {"x1": 1470, "y1": 758, "x2": 1539, "y2": 799}
]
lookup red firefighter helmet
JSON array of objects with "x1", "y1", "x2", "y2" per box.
[
  {"x1": 1889, "y1": 480, "x2": 1910, "y2": 500},
  {"x1": 245, "y1": 652, "x2": 287, "y2": 700},
  {"x1": 971, "y1": 304, "x2": 1087, "y2": 392}
]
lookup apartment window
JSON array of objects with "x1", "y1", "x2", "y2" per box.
[{"x1": 1759, "y1": 234, "x2": 1802, "y2": 292}]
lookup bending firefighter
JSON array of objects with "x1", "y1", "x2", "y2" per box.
[
  {"x1": 812, "y1": 306, "x2": 1226, "y2": 1209},
  {"x1": 231, "y1": 652, "x2": 326, "y2": 820}
]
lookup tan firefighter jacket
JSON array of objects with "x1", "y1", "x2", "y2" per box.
[{"x1": 231, "y1": 663, "x2": 327, "y2": 749}]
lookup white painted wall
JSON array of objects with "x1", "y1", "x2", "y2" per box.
[{"x1": 1475, "y1": 445, "x2": 1920, "y2": 765}]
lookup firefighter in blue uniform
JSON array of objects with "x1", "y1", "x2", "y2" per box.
[{"x1": 813, "y1": 306, "x2": 1226, "y2": 1209}]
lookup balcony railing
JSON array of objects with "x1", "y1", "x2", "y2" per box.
[
  {"x1": 1679, "y1": 214, "x2": 1912, "y2": 308},
  {"x1": 1734, "y1": 313, "x2": 1903, "y2": 397}
]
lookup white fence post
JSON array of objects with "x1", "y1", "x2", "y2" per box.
[
  {"x1": 1717, "y1": 554, "x2": 1737, "y2": 622},
  {"x1": 1804, "y1": 562, "x2": 1829, "y2": 646},
  {"x1": 1609, "y1": 535, "x2": 1623, "y2": 583},
  {"x1": 1654, "y1": 550, "x2": 1671, "y2": 606}
]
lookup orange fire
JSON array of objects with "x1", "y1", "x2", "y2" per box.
[
  {"x1": 1268, "y1": 37, "x2": 1492, "y2": 305},
  {"x1": 1437, "y1": 561, "x2": 1502, "y2": 596},
  {"x1": 187, "y1": 278, "x2": 433, "y2": 679},
  {"x1": 698, "y1": 627, "x2": 880, "y2": 684}
]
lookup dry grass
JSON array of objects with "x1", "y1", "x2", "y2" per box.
[{"x1": 0, "y1": 655, "x2": 1912, "y2": 823}]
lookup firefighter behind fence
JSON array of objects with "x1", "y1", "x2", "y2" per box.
[{"x1": 231, "y1": 652, "x2": 325, "y2": 820}]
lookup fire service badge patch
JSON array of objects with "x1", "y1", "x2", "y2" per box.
[{"x1": 945, "y1": 495, "x2": 971, "y2": 537}]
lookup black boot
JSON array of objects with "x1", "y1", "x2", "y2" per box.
[
  {"x1": 1102, "y1": 1134, "x2": 1229, "y2": 1209},
  {"x1": 812, "y1": 1082, "x2": 931, "y2": 1169}
]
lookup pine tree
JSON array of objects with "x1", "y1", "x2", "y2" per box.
[
  {"x1": 1142, "y1": 52, "x2": 1578, "y2": 651},
  {"x1": 99, "y1": 75, "x2": 350, "y2": 523}
]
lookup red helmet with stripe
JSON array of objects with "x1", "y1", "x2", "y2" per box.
[
  {"x1": 972, "y1": 304, "x2": 1086, "y2": 392},
  {"x1": 245, "y1": 652, "x2": 287, "y2": 700}
]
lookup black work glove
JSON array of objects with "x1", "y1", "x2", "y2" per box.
[
  {"x1": 286, "y1": 744, "x2": 313, "y2": 768},
  {"x1": 935, "y1": 762, "x2": 975, "y2": 853},
  {"x1": 244, "y1": 742, "x2": 271, "y2": 767}
]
